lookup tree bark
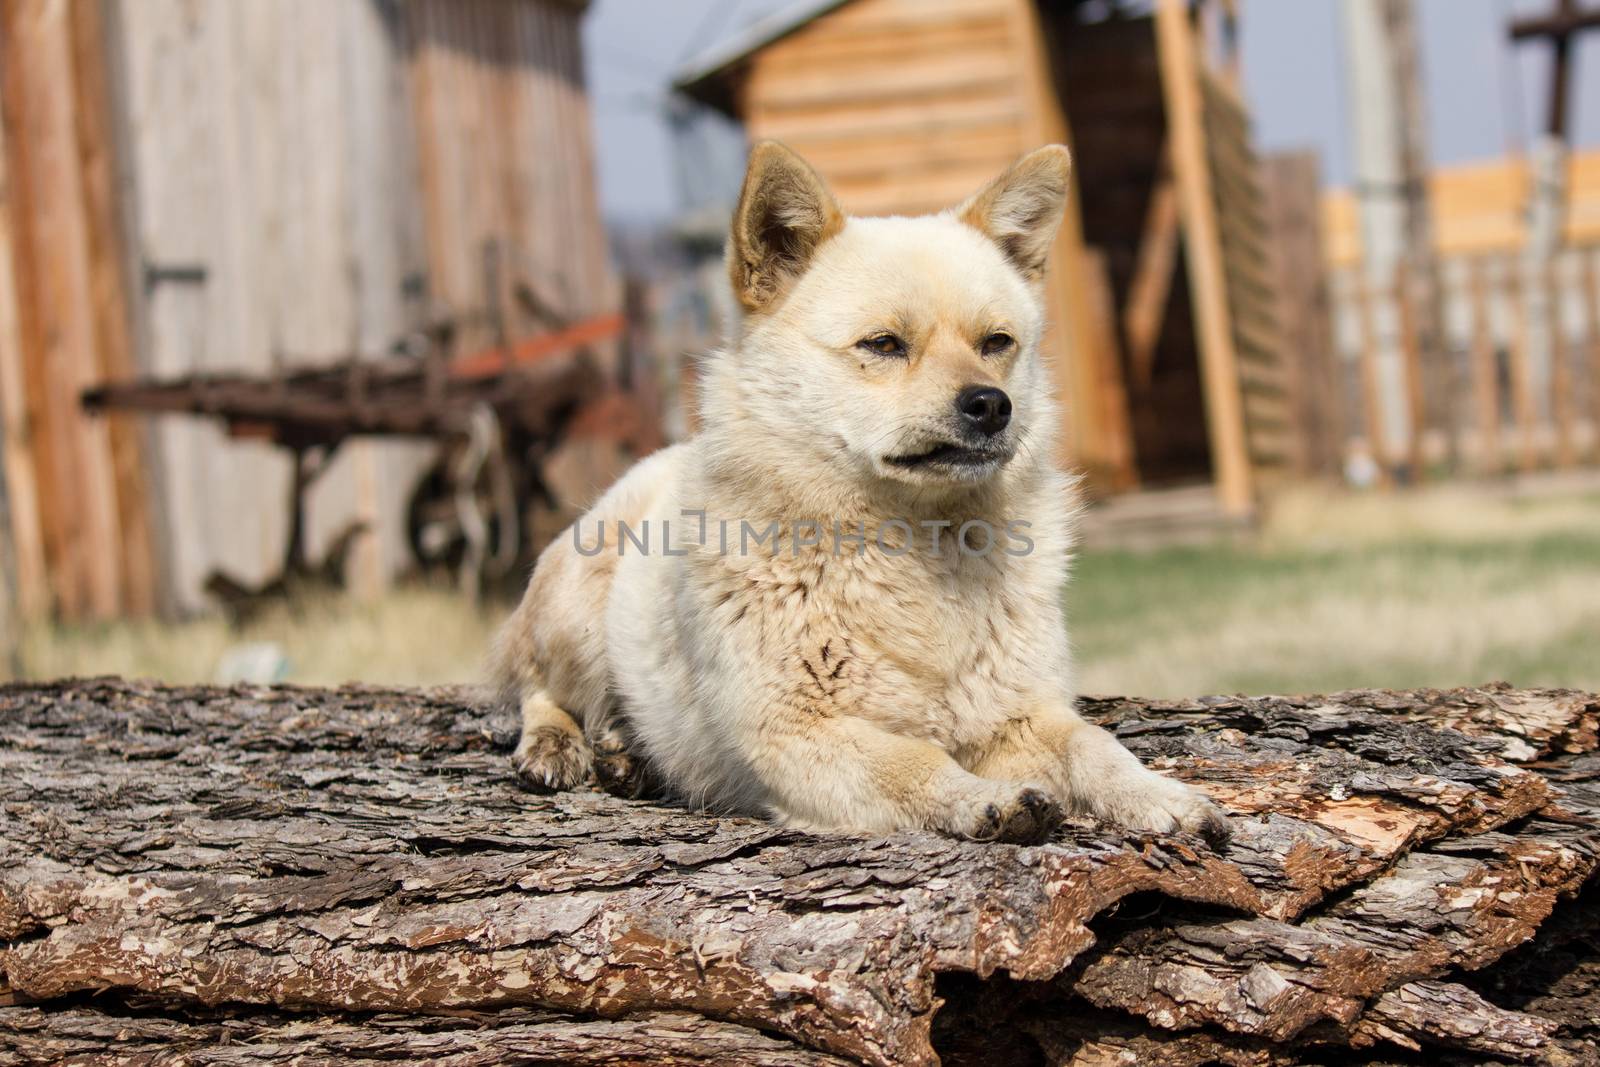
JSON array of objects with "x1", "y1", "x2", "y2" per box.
[{"x1": 1, "y1": 679, "x2": 1597, "y2": 1065}]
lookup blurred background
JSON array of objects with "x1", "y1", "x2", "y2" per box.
[{"x1": 0, "y1": 0, "x2": 1595, "y2": 696}]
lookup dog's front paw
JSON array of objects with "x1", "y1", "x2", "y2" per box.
[
  {"x1": 948, "y1": 783, "x2": 1063, "y2": 845},
  {"x1": 1106, "y1": 772, "x2": 1231, "y2": 848},
  {"x1": 513, "y1": 726, "x2": 592, "y2": 792}
]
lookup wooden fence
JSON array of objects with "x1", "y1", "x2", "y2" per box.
[{"x1": 1326, "y1": 244, "x2": 1600, "y2": 478}]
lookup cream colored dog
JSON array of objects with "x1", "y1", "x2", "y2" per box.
[{"x1": 491, "y1": 142, "x2": 1229, "y2": 846}]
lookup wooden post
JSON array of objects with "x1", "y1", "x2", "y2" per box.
[
  {"x1": 1548, "y1": 256, "x2": 1577, "y2": 466},
  {"x1": 1502, "y1": 264, "x2": 1541, "y2": 471},
  {"x1": 1342, "y1": 0, "x2": 1451, "y2": 479},
  {"x1": 0, "y1": 71, "x2": 46, "y2": 620},
  {"x1": 0, "y1": 0, "x2": 129, "y2": 619},
  {"x1": 1465, "y1": 257, "x2": 1502, "y2": 472},
  {"x1": 68, "y1": 0, "x2": 156, "y2": 615},
  {"x1": 1354, "y1": 276, "x2": 1393, "y2": 485},
  {"x1": 1155, "y1": 0, "x2": 1254, "y2": 517},
  {"x1": 1583, "y1": 249, "x2": 1600, "y2": 460},
  {"x1": 1506, "y1": 1, "x2": 1600, "y2": 471},
  {"x1": 1393, "y1": 260, "x2": 1427, "y2": 476}
]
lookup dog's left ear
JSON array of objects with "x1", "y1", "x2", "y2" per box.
[
  {"x1": 957, "y1": 145, "x2": 1072, "y2": 280},
  {"x1": 728, "y1": 141, "x2": 844, "y2": 312}
]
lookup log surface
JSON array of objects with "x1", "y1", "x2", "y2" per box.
[{"x1": 1, "y1": 679, "x2": 1597, "y2": 1065}]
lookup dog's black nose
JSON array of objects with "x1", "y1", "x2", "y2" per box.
[{"x1": 956, "y1": 386, "x2": 1011, "y2": 436}]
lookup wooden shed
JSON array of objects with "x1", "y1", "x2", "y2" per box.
[
  {"x1": 0, "y1": 0, "x2": 614, "y2": 620},
  {"x1": 676, "y1": 0, "x2": 1290, "y2": 515}
]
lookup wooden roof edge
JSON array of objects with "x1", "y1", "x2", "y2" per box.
[{"x1": 672, "y1": 0, "x2": 856, "y2": 113}]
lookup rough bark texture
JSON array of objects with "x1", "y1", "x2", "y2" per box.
[{"x1": 1, "y1": 679, "x2": 1597, "y2": 1065}]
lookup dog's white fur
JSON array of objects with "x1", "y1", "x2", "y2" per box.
[{"x1": 491, "y1": 143, "x2": 1228, "y2": 845}]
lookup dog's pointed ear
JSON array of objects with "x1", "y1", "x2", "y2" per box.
[
  {"x1": 957, "y1": 145, "x2": 1072, "y2": 280},
  {"x1": 728, "y1": 141, "x2": 844, "y2": 311}
]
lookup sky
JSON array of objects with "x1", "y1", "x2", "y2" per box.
[{"x1": 582, "y1": 0, "x2": 1600, "y2": 225}]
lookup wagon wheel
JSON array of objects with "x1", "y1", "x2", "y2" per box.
[{"x1": 406, "y1": 408, "x2": 527, "y2": 588}]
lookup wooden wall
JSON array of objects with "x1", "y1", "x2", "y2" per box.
[
  {"x1": 406, "y1": 0, "x2": 616, "y2": 355},
  {"x1": 0, "y1": 0, "x2": 613, "y2": 619},
  {"x1": 741, "y1": 0, "x2": 1030, "y2": 215},
  {"x1": 109, "y1": 0, "x2": 432, "y2": 614},
  {"x1": 0, "y1": 0, "x2": 155, "y2": 621}
]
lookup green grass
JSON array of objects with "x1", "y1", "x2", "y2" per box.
[
  {"x1": 1070, "y1": 505, "x2": 1600, "y2": 697},
  {"x1": 15, "y1": 484, "x2": 1600, "y2": 699}
]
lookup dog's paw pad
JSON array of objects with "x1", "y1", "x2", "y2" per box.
[
  {"x1": 957, "y1": 786, "x2": 1062, "y2": 845},
  {"x1": 969, "y1": 802, "x2": 1005, "y2": 842},
  {"x1": 995, "y1": 787, "x2": 1063, "y2": 844},
  {"x1": 513, "y1": 727, "x2": 591, "y2": 793},
  {"x1": 1113, "y1": 776, "x2": 1233, "y2": 850},
  {"x1": 1191, "y1": 800, "x2": 1233, "y2": 848}
]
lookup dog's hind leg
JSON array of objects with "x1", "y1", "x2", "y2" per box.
[{"x1": 513, "y1": 689, "x2": 592, "y2": 792}]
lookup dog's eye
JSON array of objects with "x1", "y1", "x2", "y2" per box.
[
  {"x1": 857, "y1": 334, "x2": 906, "y2": 357},
  {"x1": 981, "y1": 332, "x2": 1015, "y2": 356}
]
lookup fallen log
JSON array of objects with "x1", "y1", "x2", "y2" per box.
[{"x1": 1, "y1": 679, "x2": 1597, "y2": 1065}]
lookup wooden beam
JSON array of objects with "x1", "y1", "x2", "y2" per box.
[
  {"x1": 1122, "y1": 142, "x2": 1180, "y2": 392},
  {"x1": 1508, "y1": 4, "x2": 1600, "y2": 41},
  {"x1": 0, "y1": 0, "x2": 126, "y2": 619},
  {"x1": 1155, "y1": 0, "x2": 1253, "y2": 516},
  {"x1": 0, "y1": 63, "x2": 47, "y2": 619},
  {"x1": 69, "y1": 0, "x2": 156, "y2": 615},
  {"x1": 1392, "y1": 262, "x2": 1428, "y2": 475}
]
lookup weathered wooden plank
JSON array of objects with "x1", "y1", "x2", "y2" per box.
[
  {"x1": 0, "y1": 0, "x2": 127, "y2": 619},
  {"x1": 1351, "y1": 274, "x2": 1393, "y2": 478},
  {"x1": 67, "y1": 0, "x2": 156, "y2": 617},
  {"x1": 0, "y1": 71, "x2": 47, "y2": 620}
]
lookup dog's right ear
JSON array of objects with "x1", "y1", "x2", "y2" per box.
[
  {"x1": 958, "y1": 145, "x2": 1072, "y2": 280},
  {"x1": 728, "y1": 141, "x2": 843, "y2": 312}
]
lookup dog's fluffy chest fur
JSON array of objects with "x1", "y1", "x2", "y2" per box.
[{"x1": 683, "y1": 516, "x2": 1069, "y2": 753}]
